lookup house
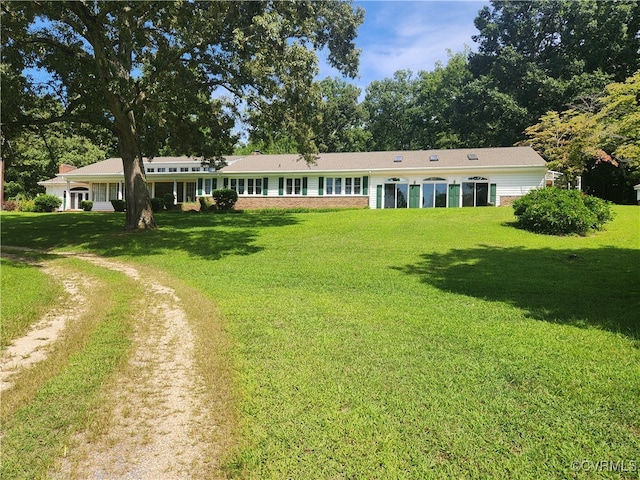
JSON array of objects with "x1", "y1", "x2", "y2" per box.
[
  {"x1": 634, "y1": 184, "x2": 640, "y2": 204},
  {"x1": 39, "y1": 146, "x2": 547, "y2": 211}
]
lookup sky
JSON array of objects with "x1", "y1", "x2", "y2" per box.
[{"x1": 319, "y1": 1, "x2": 490, "y2": 92}]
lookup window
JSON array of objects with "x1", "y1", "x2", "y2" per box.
[
  {"x1": 429, "y1": 155, "x2": 439, "y2": 161},
  {"x1": 108, "y1": 183, "x2": 119, "y2": 200},
  {"x1": 325, "y1": 177, "x2": 363, "y2": 195},
  {"x1": 204, "y1": 178, "x2": 212, "y2": 195},
  {"x1": 286, "y1": 178, "x2": 302, "y2": 195},
  {"x1": 147, "y1": 168, "x2": 155, "y2": 173},
  {"x1": 247, "y1": 178, "x2": 263, "y2": 195},
  {"x1": 169, "y1": 167, "x2": 177, "y2": 172},
  {"x1": 191, "y1": 167, "x2": 201, "y2": 172},
  {"x1": 462, "y1": 182, "x2": 489, "y2": 207},
  {"x1": 185, "y1": 182, "x2": 196, "y2": 202},
  {"x1": 280, "y1": 177, "x2": 306, "y2": 195},
  {"x1": 384, "y1": 183, "x2": 408, "y2": 208},
  {"x1": 157, "y1": 167, "x2": 166, "y2": 173},
  {"x1": 180, "y1": 167, "x2": 189, "y2": 172},
  {"x1": 92, "y1": 183, "x2": 107, "y2": 202},
  {"x1": 230, "y1": 178, "x2": 246, "y2": 194},
  {"x1": 422, "y1": 182, "x2": 447, "y2": 208}
]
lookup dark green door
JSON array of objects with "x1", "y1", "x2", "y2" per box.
[{"x1": 409, "y1": 184, "x2": 420, "y2": 208}]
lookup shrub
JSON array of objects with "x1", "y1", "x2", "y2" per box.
[
  {"x1": 2, "y1": 200, "x2": 19, "y2": 211},
  {"x1": 80, "y1": 200, "x2": 93, "y2": 211},
  {"x1": 19, "y1": 199, "x2": 36, "y2": 212},
  {"x1": 33, "y1": 194, "x2": 62, "y2": 213},
  {"x1": 198, "y1": 196, "x2": 216, "y2": 213},
  {"x1": 163, "y1": 192, "x2": 176, "y2": 210},
  {"x1": 513, "y1": 187, "x2": 614, "y2": 235},
  {"x1": 212, "y1": 188, "x2": 238, "y2": 211},
  {"x1": 150, "y1": 197, "x2": 165, "y2": 212},
  {"x1": 110, "y1": 199, "x2": 126, "y2": 212}
]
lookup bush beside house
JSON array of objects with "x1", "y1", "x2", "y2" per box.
[
  {"x1": 33, "y1": 194, "x2": 62, "y2": 212},
  {"x1": 513, "y1": 187, "x2": 613, "y2": 235}
]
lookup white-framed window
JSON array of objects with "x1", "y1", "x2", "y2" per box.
[
  {"x1": 246, "y1": 178, "x2": 263, "y2": 195},
  {"x1": 286, "y1": 178, "x2": 302, "y2": 195},
  {"x1": 108, "y1": 183, "x2": 119, "y2": 200},
  {"x1": 325, "y1": 177, "x2": 362, "y2": 195},
  {"x1": 147, "y1": 168, "x2": 155, "y2": 173},
  {"x1": 191, "y1": 167, "x2": 201, "y2": 172},
  {"x1": 92, "y1": 183, "x2": 107, "y2": 202},
  {"x1": 169, "y1": 167, "x2": 177, "y2": 172},
  {"x1": 157, "y1": 167, "x2": 166, "y2": 173},
  {"x1": 230, "y1": 178, "x2": 246, "y2": 194},
  {"x1": 180, "y1": 167, "x2": 189, "y2": 172}
]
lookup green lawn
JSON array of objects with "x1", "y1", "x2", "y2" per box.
[{"x1": 1, "y1": 206, "x2": 639, "y2": 479}]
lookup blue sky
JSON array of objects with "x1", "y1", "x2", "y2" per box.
[{"x1": 319, "y1": 1, "x2": 489, "y2": 91}]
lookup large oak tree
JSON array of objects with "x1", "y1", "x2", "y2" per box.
[{"x1": 1, "y1": 1, "x2": 363, "y2": 229}]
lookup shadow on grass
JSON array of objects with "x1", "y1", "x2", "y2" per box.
[
  {"x1": 393, "y1": 245, "x2": 640, "y2": 339},
  {"x1": 1, "y1": 211, "x2": 299, "y2": 261}
]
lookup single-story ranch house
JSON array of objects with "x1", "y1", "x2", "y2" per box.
[{"x1": 39, "y1": 146, "x2": 549, "y2": 211}]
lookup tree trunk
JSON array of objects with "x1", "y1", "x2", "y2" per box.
[{"x1": 116, "y1": 116, "x2": 156, "y2": 231}]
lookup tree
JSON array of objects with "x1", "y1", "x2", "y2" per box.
[
  {"x1": 1, "y1": 1, "x2": 363, "y2": 230},
  {"x1": 522, "y1": 72, "x2": 640, "y2": 202},
  {"x1": 315, "y1": 77, "x2": 369, "y2": 153},
  {"x1": 363, "y1": 70, "x2": 420, "y2": 151}
]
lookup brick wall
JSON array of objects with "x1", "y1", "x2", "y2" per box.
[
  {"x1": 234, "y1": 196, "x2": 369, "y2": 210},
  {"x1": 498, "y1": 196, "x2": 522, "y2": 207}
]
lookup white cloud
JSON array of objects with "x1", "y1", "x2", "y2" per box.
[{"x1": 316, "y1": 1, "x2": 487, "y2": 90}]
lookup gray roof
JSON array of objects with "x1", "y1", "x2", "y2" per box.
[
  {"x1": 59, "y1": 147, "x2": 545, "y2": 179},
  {"x1": 222, "y1": 147, "x2": 545, "y2": 173}
]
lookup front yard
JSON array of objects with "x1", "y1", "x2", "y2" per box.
[{"x1": 2, "y1": 206, "x2": 638, "y2": 478}]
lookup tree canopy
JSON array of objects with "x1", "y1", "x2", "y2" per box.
[{"x1": 1, "y1": 1, "x2": 363, "y2": 228}]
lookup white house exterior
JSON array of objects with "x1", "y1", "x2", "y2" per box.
[{"x1": 39, "y1": 146, "x2": 548, "y2": 211}]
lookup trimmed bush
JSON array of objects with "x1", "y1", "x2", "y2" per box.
[
  {"x1": 211, "y1": 188, "x2": 238, "y2": 211},
  {"x1": 150, "y1": 197, "x2": 165, "y2": 212},
  {"x1": 513, "y1": 187, "x2": 614, "y2": 235},
  {"x1": 163, "y1": 192, "x2": 176, "y2": 210},
  {"x1": 198, "y1": 196, "x2": 216, "y2": 212},
  {"x1": 33, "y1": 194, "x2": 62, "y2": 212},
  {"x1": 110, "y1": 199, "x2": 126, "y2": 212},
  {"x1": 80, "y1": 200, "x2": 93, "y2": 211}
]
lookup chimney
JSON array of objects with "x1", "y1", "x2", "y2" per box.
[{"x1": 59, "y1": 163, "x2": 77, "y2": 174}]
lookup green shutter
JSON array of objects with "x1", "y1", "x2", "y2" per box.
[
  {"x1": 448, "y1": 184, "x2": 460, "y2": 208},
  {"x1": 318, "y1": 177, "x2": 324, "y2": 195},
  {"x1": 278, "y1": 177, "x2": 284, "y2": 196},
  {"x1": 376, "y1": 185, "x2": 383, "y2": 209},
  {"x1": 212, "y1": 178, "x2": 218, "y2": 190},
  {"x1": 409, "y1": 184, "x2": 420, "y2": 208},
  {"x1": 302, "y1": 177, "x2": 308, "y2": 195},
  {"x1": 223, "y1": 178, "x2": 229, "y2": 189},
  {"x1": 362, "y1": 176, "x2": 369, "y2": 195},
  {"x1": 263, "y1": 177, "x2": 269, "y2": 195},
  {"x1": 490, "y1": 183, "x2": 496, "y2": 206},
  {"x1": 197, "y1": 178, "x2": 203, "y2": 196}
]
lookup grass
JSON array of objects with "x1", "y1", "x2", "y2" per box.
[
  {"x1": 0, "y1": 258, "x2": 138, "y2": 479},
  {"x1": 1, "y1": 206, "x2": 639, "y2": 479},
  {"x1": 1, "y1": 255, "x2": 62, "y2": 348}
]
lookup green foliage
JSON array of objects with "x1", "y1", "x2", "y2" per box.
[
  {"x1": 1, "y1": 207, "x2": 638, "y2": 478},
  {"x1": 211, "y1": 188, "x2": 238, "y2": 211},
  {"x1": 512, "y1": 187, "x2": 614, "y2": 235},
  {"x1": 110, "y1": 199, "x2": 126, "y2": 212},
  {"x1": 150, "y1": 197, "x2": 165, "y2": 213},
  {"x1": 80, "y1": 200, "x2": 93, "y2": 211},
  {"x1": 198, "y1": 196, "x2": 216, "y2": 213},
  {"x1": 33, "y1": 194, "x2": 62, "y2": 212},
  {"x1": 0, "y1": 257, "x2": 62, "y2": 347},
  {"x1": 162, "y1": 192, "x2": 176, "y2": 211}
]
